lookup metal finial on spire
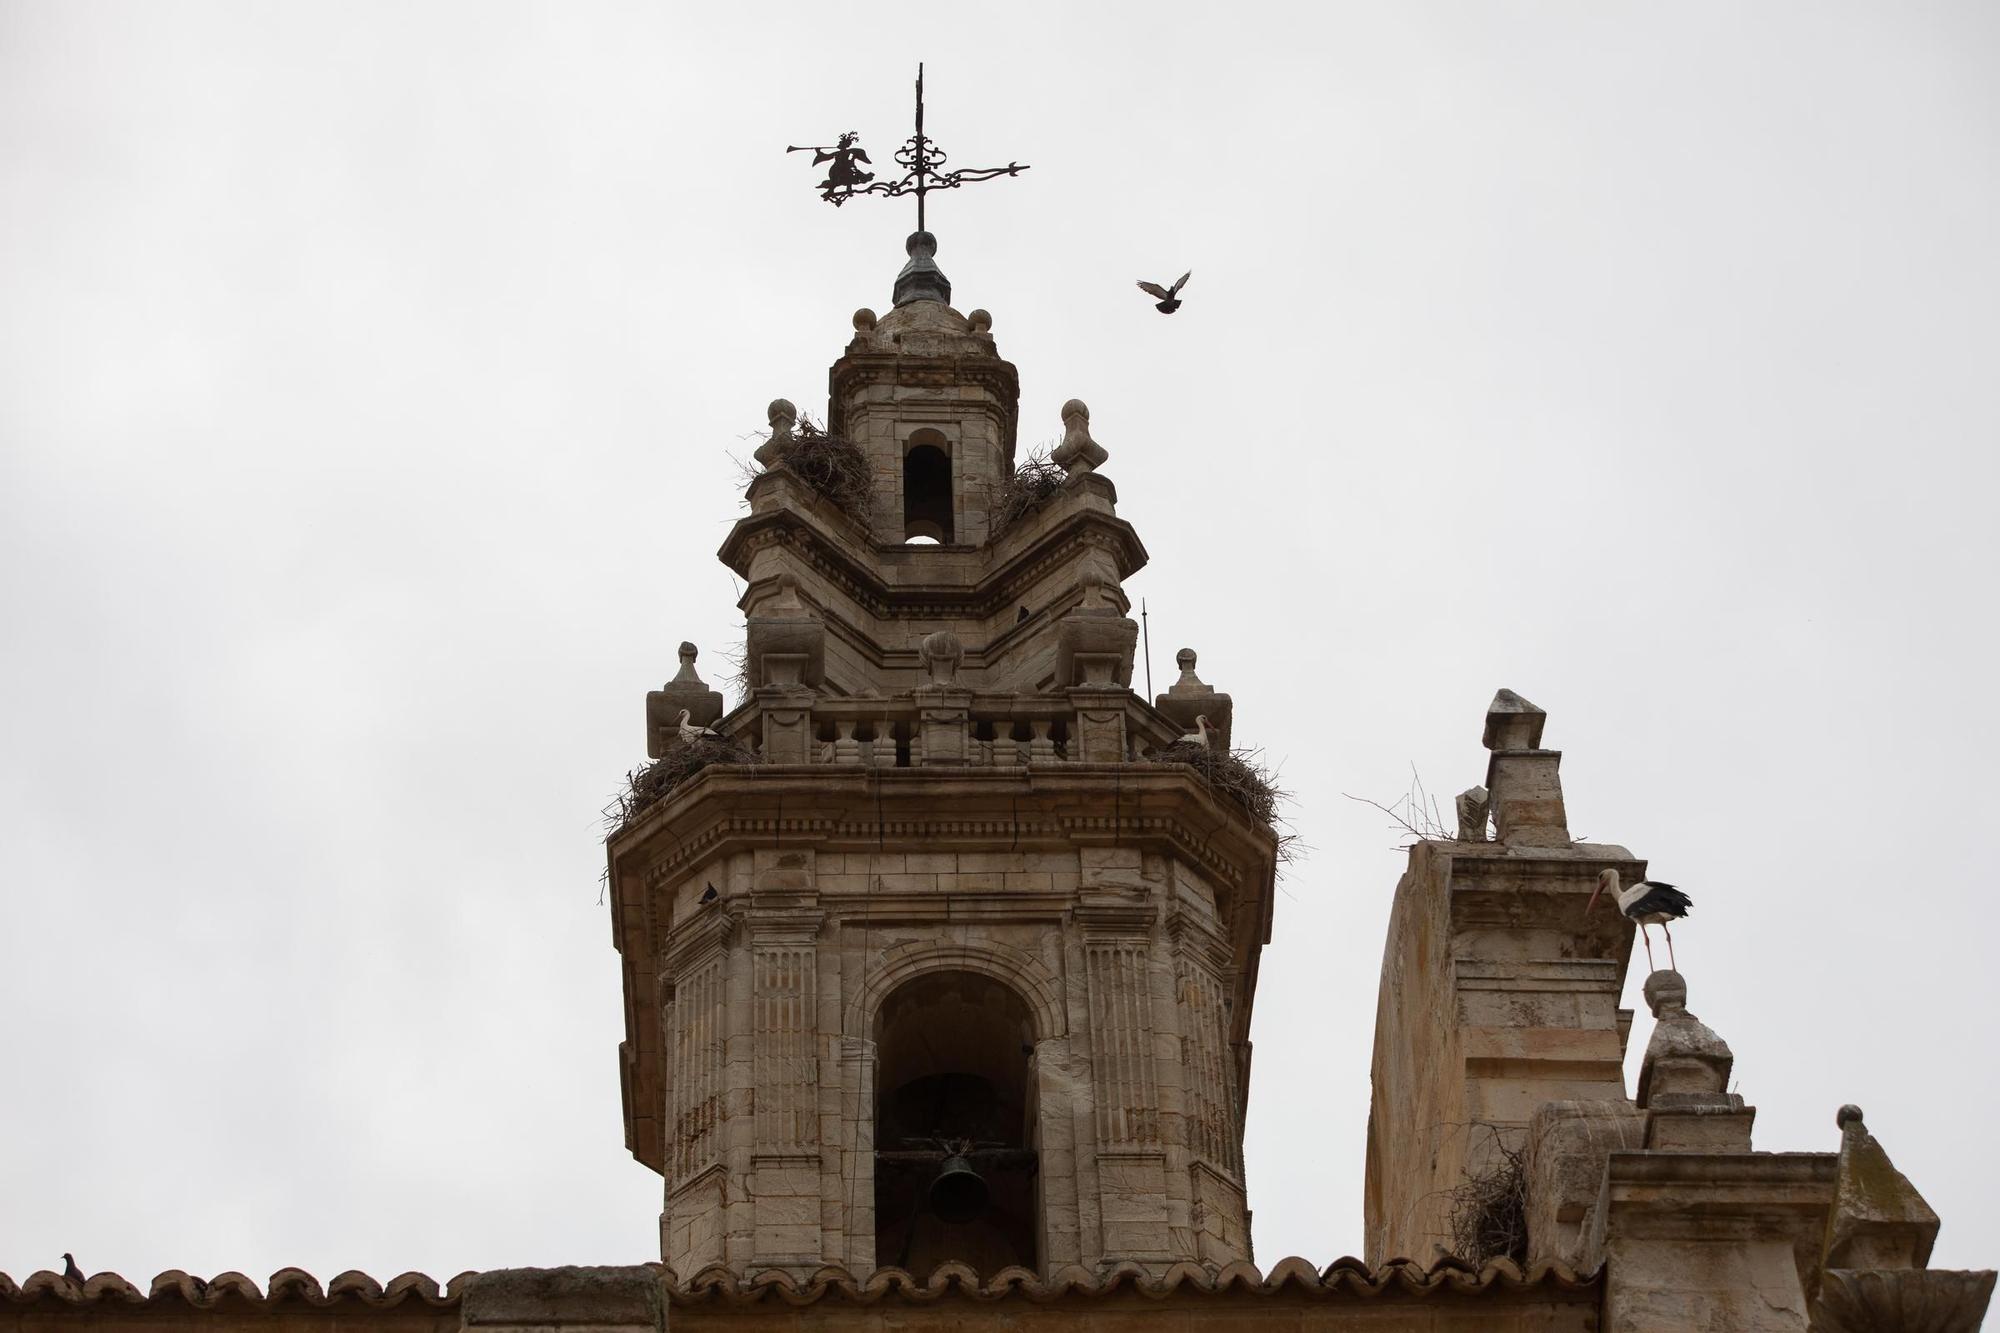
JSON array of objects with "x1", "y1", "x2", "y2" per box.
[{"x1": 786, "y1": 63, "x2": 1028, "y2": 229}]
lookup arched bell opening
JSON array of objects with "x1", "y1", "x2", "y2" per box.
[
  {"x1": 903, "y1": 432, "x2": 954, "y2": 544},
  {"x1": 873, "y1": 970, "x2": 1039, "y2": 1275}
]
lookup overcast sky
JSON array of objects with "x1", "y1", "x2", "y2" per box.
[{"x1": 3, "y1": 0, "x2": 1996, "y2": 1285}]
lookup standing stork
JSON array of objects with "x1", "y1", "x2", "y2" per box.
[
  {"x1": 1178, "y1": 714, "x2": 1214, "y2": 749},
  {"x1": 1587, "y1": 869, "x2": 1692, "y2": 971},
  {"x1": 675, "y1": 709, "x2": 719, "y2": 745}
]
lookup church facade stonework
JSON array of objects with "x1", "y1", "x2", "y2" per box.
[{"x1": 4, "y1": 236, "x2": 1991, "y2": 1330}]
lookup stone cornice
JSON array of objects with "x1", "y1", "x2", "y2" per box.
[
  {"x1": 610, "y1": 766, "x2": 1277, "y2": 896},
  {"x1": 716, "y1": 485, "x2": 1148, "y2": 622}
]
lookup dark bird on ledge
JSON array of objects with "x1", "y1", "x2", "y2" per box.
[
  {"x1": 1588, "y1": 869, "x2": 1692, "y2": 971},
  {"x1": 700, "y1": 882, "x2": 718, "y2": 905},
  {"x1": 1136, "y1": 270, "x2": 1191, "y2": 313},
  {"x1": 1016, "y1": 605, "x2": 1031, "y2": 623},
  {"x1": 62, "y1": 1255, "x2": 84, "y2": 1285}
]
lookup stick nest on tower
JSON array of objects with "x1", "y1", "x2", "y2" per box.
[
  {"x1": 989, "y1": 451, "x2": 1070, "y2": 536},
  {"x1": 772, "y1": 420, "x2": 873, "y2": 518},
  {"x1": 1446, "y1": 1133, "x2": 1529, "y2": 1268},
  {"x1": 1149, "y1": 740, "x2": 1293, "y2": 859},
  {"x1": 607, "y1": 733, "x2": 762, "y2": 836}
]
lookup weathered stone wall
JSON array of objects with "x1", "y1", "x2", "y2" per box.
[{"x1": 633, "y1": 812, "x2": 1263, "y2": 1280}]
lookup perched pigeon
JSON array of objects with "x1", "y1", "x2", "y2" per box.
[
  {"x1": 699, "y1": 883, "x2": 718, "y2": 905},
  {"x1": 1016, "y1": 605, "x2": 1031, "y2": 623},
  {"x1": 1136, "y1": 270, "x2": 1191, "y2": 314},
  {"x1": 62, "y1": 1254, "x2": 84, "y2": 1284}
]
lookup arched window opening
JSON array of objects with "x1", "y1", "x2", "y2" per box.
[
  {"x1": 874, "y1": 971, "x2": 1039, "y2": 1274},
  {"x1": 903, "y1": 433, "x2": 954, "y2": 544}
]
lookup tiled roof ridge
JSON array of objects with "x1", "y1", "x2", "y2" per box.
[
  {"x1": 0, "y1": 1257, "x2": 1596, "y2": 1310},
  {"x1": 0, "y1": 1268, "x2": 475, "y2": 1308},
  {"x1": 660, "y1": 1256, "x2": 1595, "y2": 1306}
]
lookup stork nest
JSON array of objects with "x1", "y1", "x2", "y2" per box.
[
  {"x1": 768, "y1": 420, "x2": 873, "y2": 518},
  {"x1": 1149, "y1": 740, "x2": 1293, "y2": 859},
  {"x1": 1446, "y1": 1135, "x2": 1529, "y2": 1268},
  {"x1": 989, "y1": 451, "x2": 1070, "y2": 536},
  {"x1": 606, "y1": 732, "x2": 761, "y2": 836}
]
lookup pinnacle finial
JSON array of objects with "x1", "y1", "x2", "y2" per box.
[{"x1": 893, "y1": 231, "x2": 951, "y2": 307}]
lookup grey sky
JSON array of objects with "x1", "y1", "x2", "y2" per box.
[{"x1": 3, "y1": 0, "x2": 1995, "y2": 1282}]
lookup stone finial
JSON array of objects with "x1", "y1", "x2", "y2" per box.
[
  {"x1": 1051, "y1": 398, "x2": 1110, "y2": 477},
  {"x1": 967, "y1": 308, "x2": 993, "y2": 335},
  {"x1": 1822, "y1": 1105, "x2": 1942, "y2": 1272},
  {"x1": 1455, "y1": 785, "x2": 1490, "y2": 841},
  {"x1": 744, "y1": 572, "x2": 824, "y2": 691},
  {"x1": 1482, "y1": 687, "x2": 1568, "y2": 846},
  {"x1": 1154, "y1": 646, "x2": 1233, "y2": 750},
  {"x1": 754, "y1": 398, "x2": 797, "y2": 469},
  {"x1": 892, "y1": 230, "x2": 951, "y2": 307},
  {"x1": 1482, "y1": 688, "x2": 1547, "y2": 750},
  {"x1": 1636, "y1": 970, "x2": 1734, "y2": 1106},
  {"x1": 918, "y1": 630, "x2": 964, "y2": 688},
  {"x1": 644, "y1": 641, "x2": 726, "y2": 759},
  {"x1": 852, "y1": 308, "x2": 877, "y2": 332},
  {"x1": 1637, "y1": 969, "x2": 1753, "y2": 1150}
]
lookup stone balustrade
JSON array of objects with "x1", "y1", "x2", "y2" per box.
[{"x1": 719, "y1": 692, "x2": 1184, "y2": 769}]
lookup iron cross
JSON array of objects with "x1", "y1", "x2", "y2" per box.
[{"x1": 787, "y1": 64, "x2": 1028, "y2": 229}]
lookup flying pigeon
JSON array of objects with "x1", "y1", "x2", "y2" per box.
[{"x1": 1136, "y1": 271, "x2": 1191, "y2": 314}]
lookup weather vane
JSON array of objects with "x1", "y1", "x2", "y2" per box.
[{"x1": 787, "y1": 63, "x2": 1027, "y2": 232}]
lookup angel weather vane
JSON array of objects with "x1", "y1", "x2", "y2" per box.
[{"x1": 787, "y1": 64, "x2": 1027, "y2": 231}]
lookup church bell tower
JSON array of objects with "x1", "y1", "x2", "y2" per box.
[{"x1": 605, "y1": 230, "x2": 1280, "y2": 1280}]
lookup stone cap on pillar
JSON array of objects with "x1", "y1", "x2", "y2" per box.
[
  {"x1": 1482, "y1": 688, "x2": 1547, "y2": 751},
  {"x1": 1480, "y1": 689, "x2": 1569, "y2": 846},
  {"x1": 1154, "y1": 648, "x2": 1232, "y2": 750},
  {"x1": 645, "y1": 642, "x2": 727, "y2": 759}
]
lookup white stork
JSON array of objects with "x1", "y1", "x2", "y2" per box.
[
  {"x1": 1587, "y1": 869, "x2": 1692, "y2": 971},
  {"x1": 676, "y1": 709, "x2": 719, "y2": 745},
  {"x1": 1179, "y1": 714, "x2": 1214, "y2": 748}
]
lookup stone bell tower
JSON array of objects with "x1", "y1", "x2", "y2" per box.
[{"x1": 604, "y1": 232, "x2": 1281, "y2": 1281}]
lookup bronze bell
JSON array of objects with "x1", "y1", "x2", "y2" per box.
[{"x1": 928, "y1": 1151, "x2": 988, "y2": 1223}]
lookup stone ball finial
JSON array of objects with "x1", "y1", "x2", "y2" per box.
[
  {"x1": 853, "y1": 308, "x2": 877, "y2": 332},
  {"x1": 755, "y1": 399, "x2": 798, "y2": 470},
  {"x1": 1052, "y1": 399, "x2": 1108, "y2": 477},
  {"x1": 1176, "y1": 647, "x2": 1196, "y2": 671},
  {"x1": 1642, "y1": 968, "x2": 1689, "y2": 1017},
  {"x1": 679, "y1": 641, "x2": 697, "y2": 661},
  {"x1": 1838, "y1": 1104, "x2": 1866, "y2": 1131},
  {"x1": 919, "y1": 629, "x2": 964, "y2": 686},
  {"x1": 968, "y1": 308, "x2": 992, "y2": 333},
  {"x1": 906, "y1": 230, "x2": 937, "y2": 259}
]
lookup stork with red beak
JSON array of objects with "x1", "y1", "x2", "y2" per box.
[{"x1": 1588, "y1": 869, "x2": 1692, "y2": 971}]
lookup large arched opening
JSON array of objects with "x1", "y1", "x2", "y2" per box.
[
  {"x1": 902, "y1": 430, "x2": 954, "y2": 544},
  {"x1": 873, "y1": 969, "x2": 1039, "y2": 1274}
]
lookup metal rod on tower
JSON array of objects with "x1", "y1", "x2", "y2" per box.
[{"x1": 1141, "y1": 598, "x2": 1153, "y2": 699}]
